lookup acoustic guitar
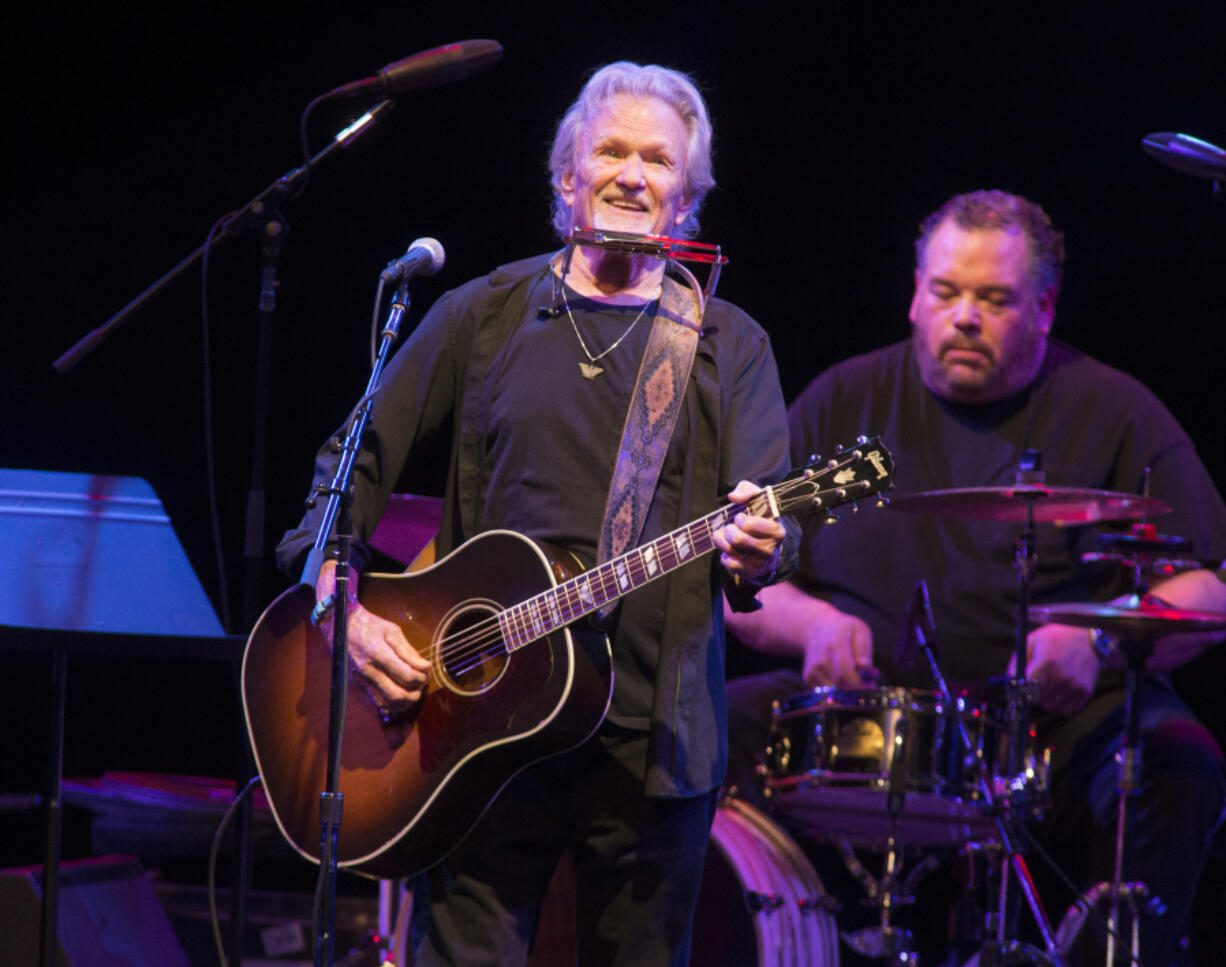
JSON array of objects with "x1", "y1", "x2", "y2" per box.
[{"x1": 242, "y1": 437, "x2": 894, "y2": 877}]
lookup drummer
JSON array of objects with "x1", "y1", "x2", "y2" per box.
[{"x1": 726, "y1": 189, "x2": 1226, "y2": 966}]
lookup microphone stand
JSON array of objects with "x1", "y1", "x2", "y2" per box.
[
  {"x1": 52, "y1": 98, "x2": 395, "y2": 376},
  {"x1": 224, "y1": 208, "x2": 291, "y2": 967},
  {"x1": 49, "y1": 99, "x2": 394, "y2": 965},
  {"x1": 907, "y1": 579, "x2": 1063, "y2": 967},
  {"x1": 298, "y1": 274, "x2": 415, "y2": 967}
]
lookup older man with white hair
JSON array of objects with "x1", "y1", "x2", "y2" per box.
[{"x1": 277, "y1": 61, "x2": 796, "y2": 965}]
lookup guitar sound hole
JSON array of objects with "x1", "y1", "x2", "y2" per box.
[{"x1": 437, "y1": 599, "x2": 507, "y2": 695}]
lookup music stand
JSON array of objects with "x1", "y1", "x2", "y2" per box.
[{"x1": 0, "y1": 469, "x2": 240, "y2": 967}]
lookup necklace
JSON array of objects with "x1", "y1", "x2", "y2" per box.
[{"x1": 562, "y1": 284, "x2": 661, "y2": 380}]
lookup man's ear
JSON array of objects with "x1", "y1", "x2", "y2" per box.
[
  {"x1": 673, "y1": 193, "x2": 694, "y2": 228},
  {"x1": 1036, "y1": 285, "x2": 1056, "y2": 336},
  {"x1": 907, "y1": 270, "x2": 923, "y2": 326}
]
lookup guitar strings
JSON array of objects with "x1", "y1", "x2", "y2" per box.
[
  {"x1": 436, "y1": 506, "x2": 735, "y2": 679},
  {"x1": 427, "y1": 472, "x2": 864, "y2": 680},
  {"x1": 408, "y1": 460, "x2": 876, "y2": 680},
  {"x1": 422, "y1": 497, "x2": 753, "y2": 679},
  {"x1": 417, "y1": 472, "x2": 864, "y2": 680},
  {"x1": 419, "y1": 508, "x2": 733, "y2": 680}
]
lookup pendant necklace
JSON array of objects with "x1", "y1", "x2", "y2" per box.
[{"x1": 562, "y1": 284, "x2": 661, "y2": 380}]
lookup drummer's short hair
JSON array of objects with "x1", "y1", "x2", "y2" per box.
[
  {"x1": 548, "y1": 61, "x2": 715, "y2": 240},
  {"x1": 916, "y1": 190, "x2": 1066, "y2": 297}
]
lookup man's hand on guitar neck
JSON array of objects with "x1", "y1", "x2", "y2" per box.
[
  {"x1": 712, "y1": 480, "x2": 786, "y2": 585},
  {"x1": 315, "y1": 559, "x2": 432, "y2": 714}
]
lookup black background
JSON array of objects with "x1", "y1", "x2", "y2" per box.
[{"x1": 5, "y1": 3, "x2": 1226, "y2": 870}]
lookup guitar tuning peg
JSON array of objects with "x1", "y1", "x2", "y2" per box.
[
  {"x1": 823, "y1": 512, "x2": 839, "y2": 525},
  {"x1": 808, "y1": 452, "x2": 821, "y2": 464},
  {"x1": 850, "y1": 500, "x2": 860, "y2": 514},
  {"x1": 856, "y1": 434, "x2": 869, "y2": 445},
  {"x1": 875, "y1": 495, "x2": 890, "y2": 508},
  {"x1": 834, "y1": 443, "x2": 845, "y2": 454}
]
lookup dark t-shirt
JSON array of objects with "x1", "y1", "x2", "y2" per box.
[
  {"x1": 483, "y1": 288, "x2": 688, "y2": 725},
  {"x1": 787, "y1": 338, "x2": 1226, "y2": 691}
]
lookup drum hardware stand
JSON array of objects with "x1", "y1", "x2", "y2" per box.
[
  {"x1": 1072, "y1": 528, "x2": 1189, "y2": 967},
  {"x1": 1053, "y1": 880, "x2": 1158, "y2": 967},
  {"x1": 1026, "y1": 519, "x2": 1226, "y2": 963},
  {"x1": 839, "y1": 715, "x2": 922, "y2": 964},
  {"x1": 836, "y1": 829, "x2": 939, "y2": 964},
  {"x1": 906, "y1": 574, "x2": 1063, "y2": 967},
  {"x1": 1065, "y1": 626, "x2": 1163, "y2": 967},
  {"x1": 990, "y1": 453, "x2": 1063, "y2": 965}
]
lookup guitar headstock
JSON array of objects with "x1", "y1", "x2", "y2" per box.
[{"x1": 771, "y1": 435, "x2": 895, "y2": 521}]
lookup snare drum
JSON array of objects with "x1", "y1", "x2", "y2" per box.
[{"x1": 763, "y1": 687, "x2": 1047, "y2": 849}]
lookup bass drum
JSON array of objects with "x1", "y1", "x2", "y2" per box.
[
  {"x1": 692, "y1": 796, "x2": 840, "y2": 967},
  {"x1": 392, "y1": 797, "x2": 839, "y2": 965}
]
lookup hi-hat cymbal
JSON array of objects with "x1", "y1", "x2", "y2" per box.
[
  {"x1": 1031, "y1": 594, "x2": 1226, "y2": 636},
  {"x1": 887, "y1": 486, "x2": 1172, "y2": 524},
  {"x1": 369, "y1": 494, "x2": 443, "y2": 565}
]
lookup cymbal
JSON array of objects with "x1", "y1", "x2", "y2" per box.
[
  {"x1": 1030, "y1": 594, "x2": 1226, "y2": 636},
  {"x1": 887, "y1": 486, "x2": 1172, "y2": 524},
  {"x1": 1094, "y1": 530, "x2": 1191, "y2": 554},
  {"x1": 369, "y1": 494, "x2": 443, "y2": 565}
]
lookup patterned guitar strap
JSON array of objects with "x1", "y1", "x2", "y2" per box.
[{"x1": 596, "y1": 263, "x2": 704, "y2": 570}]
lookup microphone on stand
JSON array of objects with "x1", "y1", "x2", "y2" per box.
[
  {"x1": 381, "y1": 238, "x2": 445, "y2": 282},
  {"x1": 328, "y1": 40, "x2": 503, "y2": 99},
  {"x1": 896, "y1": 579, "x2": 937, "y2": 669},
  {"x1": 1141, "y1": 132, "x2": 1226, "y2": 180}
]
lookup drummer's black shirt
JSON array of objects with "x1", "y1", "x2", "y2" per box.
[{"x1": 785, "y1": 337, "x2": 1226, "y2": 692}]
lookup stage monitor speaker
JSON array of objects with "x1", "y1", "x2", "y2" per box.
[{"x1": 0, "y1": 854, "x2": 188, "y2": 967}]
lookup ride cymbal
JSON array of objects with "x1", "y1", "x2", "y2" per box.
[{"x1": 1030, "y1": 594, "x2": 1226, "y2": 636}]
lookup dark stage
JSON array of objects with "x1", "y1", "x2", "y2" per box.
[{"x1": 5, "y1": 4, "x2": 1226, "y2": 963}]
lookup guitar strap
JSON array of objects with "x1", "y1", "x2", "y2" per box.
[{"x1": 596, "y1": 264, "x2": 704, "y2": 565}]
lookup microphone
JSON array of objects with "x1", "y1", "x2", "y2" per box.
[
  {"x1": 329, "y1": 40, "x2": 503, "y2": 99},
  {"x1": 1141, "y1": 132, "x2": 1226, "y2": 180},
  {"x1": 896, "y1": 579, "x2": 937, "y2": 668},
  {"x1": 381, "y1": 238, "x2": 445, "y2": 282}
]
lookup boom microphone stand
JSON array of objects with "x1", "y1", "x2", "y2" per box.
[
  {"x1": 904, "y1": 579, "x2": 1062, "y2": 967},
  {"x1": 47, "y1": 95, "x2": 395, "y2": 967},
  {"x1": 47, "y1": 43, "x2": 500, "y2": 967}
]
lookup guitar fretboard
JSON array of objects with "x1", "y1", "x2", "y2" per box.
[
  {"x1": 498, "y1": 500, "x2": 749, "y2": 651},
  {"x1": 495, "y1": 439, "x2": 892, "y2": 652}
]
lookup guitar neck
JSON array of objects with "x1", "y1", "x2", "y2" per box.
[
  {"x1": 496, "y1": 436, "x2": 894, "y2": 652},
  {"x1": 498, "y1": 495, "x2": 772, "y2": 651}
]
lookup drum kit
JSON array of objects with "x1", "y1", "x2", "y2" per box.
[{"x1": 742, "y1": 460, "x2": 1226, "y2": 966}]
